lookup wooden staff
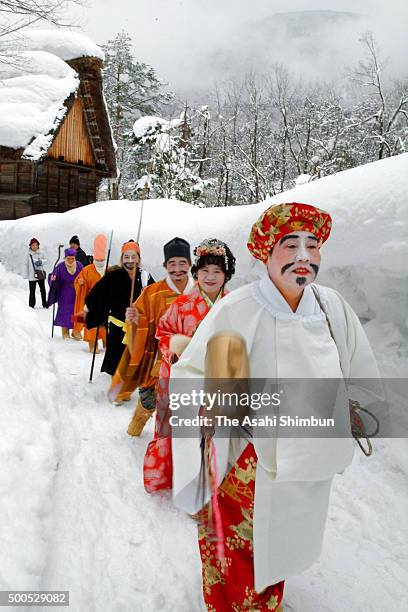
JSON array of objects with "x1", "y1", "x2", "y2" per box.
[
  {"x1": 127, "y1": 199, "x2": 145, "y2": 349},
  {"x1": 50, "y1": 244, "x2": 64, "y2": 338}
]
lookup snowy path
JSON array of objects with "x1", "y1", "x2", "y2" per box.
[
  {"x1": 35, "y1": 309, "x2": 204, "y2": 612},
  {"x1": 36, "y1": 307, "x2": 407, "y2": 612},
  {"x1": 2, "y1": 282, "x2": 407, "y2": 612}
]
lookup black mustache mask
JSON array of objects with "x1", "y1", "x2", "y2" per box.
[{"x1": 281, "y1": 262, "x2": 320, "y2": 276}]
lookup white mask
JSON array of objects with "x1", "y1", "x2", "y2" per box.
[{"x1": 94, "y1": 260, "x2": 106, "y2": 273}]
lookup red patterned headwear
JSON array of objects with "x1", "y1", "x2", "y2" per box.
[{"x1": 247, "y1": 202, "x2": 332, "y2": 263}]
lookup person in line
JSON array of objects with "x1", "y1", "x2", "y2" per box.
[
  {"x1": 143, "y1": 238, "x2": 236, "y2": 494},
  {"x1": 85, "y1": 241, "x2": 154, "y2": 385},
  {"x1": 48, "y1": 247, "x2": 83, "y2": 340},
  {"x1": 170, "y1": 202, "x2": 381, "y2": 611},
  {"x1": 110, "y1": 237, "x2": 195, "y2": 436},
  {"x1": 69, "y1": 235, "x2": 89, "y2": 267},
  {"x1": 73, "y1": 234, "x2": 107, "y2": 353},
  {"x1": 25, "y1": 237, "x2": 47, "y2": 308}
]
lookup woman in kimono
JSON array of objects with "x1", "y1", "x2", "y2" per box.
[
  {"x1": 143, "y1": 238, "x2": 236, "y2": 494},
  {"x1": 48, "y1": 247, "x2": 83, "y2": 339}
]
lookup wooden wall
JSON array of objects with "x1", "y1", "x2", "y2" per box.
[
  {"x1": 0, "y1": 160, "x2": 100, "y2": 218},
  {"x1": 34, "y1": 161, "x2": 99, "y2": 214},
  {"x1": 0, "y1": 162, "x2": 36, "y2": 219},
  {"x1": 0, "y1": 161, "x2": 33, "y2": 195},
  {"x1": 48, "y1": 97, "x2": 95, "y2": 167},
  {"x1": 0, "y1": 94, "x2": 108, "y2": 218}
]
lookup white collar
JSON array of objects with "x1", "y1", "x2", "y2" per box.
[
  {"x1": 165, "y1": 274, "x2": 195, "y2": 295},
  {"x1": 254, "y1": 273, "x2": 324, "y2": 320},
  {"x1": 199, "y1": 287, "x2": 223, "y2": 308}
]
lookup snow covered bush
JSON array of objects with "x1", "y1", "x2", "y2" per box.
[{"x1": 129, "y1": 114, "x2": 213, "y2": 206}]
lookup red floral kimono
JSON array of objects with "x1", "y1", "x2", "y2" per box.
[
  {"x1": 197, "y1": 443, "x2": 284, "y2": 611},
  {"x1": 143, "y1": 285, "x2": 226, "y2": 493}
]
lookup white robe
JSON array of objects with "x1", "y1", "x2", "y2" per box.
[{"x1": 170, "y1": 274, "x2": 381, "y2": 591}]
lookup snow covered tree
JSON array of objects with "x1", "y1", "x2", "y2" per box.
[
  {"x1": 101, "y1": 30, "x2": 173, "y2": 198},
  {"x1": 128, "y1": 111, "x2": 212, "y2": 206},
  {"x1": 349, "y1": 32, "x2": 408, "y2": 160}
]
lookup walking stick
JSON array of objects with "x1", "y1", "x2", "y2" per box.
[
  {"x1": 50, "y1": 244, "x2": 64, "y2": 338},
  {"x1": 89, "y1": 231, "x2": 114, "y2": 382},
  {"x1": 127, "y1": 199, "x2": 145, "y2": 349},
  {"x1": 129, "y1": 198, "x2": 145, "y2": 304}
]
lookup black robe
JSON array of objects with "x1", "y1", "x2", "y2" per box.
[
  {"x1": 85, "y1": 267, "x2": 155, "y2": 375},
  {"x1": 75, "y1": 247, "x2": 89, "y2": 267}
]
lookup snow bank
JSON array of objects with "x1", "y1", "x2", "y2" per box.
[
  {"x1": 0, "y1": 153, "x2": 407, "y2": 364},
  {"x1": 0, "y1": 50, "x2": 78, "y2": 157},
  {"x1": 23, "y1": 29, "x2": 105, "y2": 62},
  {"x1": 0, "y1": 264, "x2": 60, "y2": 589}
]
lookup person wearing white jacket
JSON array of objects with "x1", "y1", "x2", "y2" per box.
[
  {"x1": 170, "y1": 203, "x2": 382, "y2": 612},
  {"x1": 25, "y1": 238, "x2": 47, "y2": 308}
]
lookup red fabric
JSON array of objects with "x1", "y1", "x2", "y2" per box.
[
  {"x1": 247, "y1": 202, "x2": 332, "y2": 263},
  {"x1": 143, "y1": 436, "x2": 172, "y2": 493},
  {"x1": 143, "y1": 286, "x2": 227, "y2": 494},
  {"x1": 197, "y1": 443, "x2": 285, "y2": 611}
]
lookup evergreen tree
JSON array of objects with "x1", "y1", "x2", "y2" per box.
[
  {"x1": 101, "y1": 30, "x2": 173, "y2": 198},
  {"x1": 129, "y1": 112, "x2": 212, "y2": 206}
]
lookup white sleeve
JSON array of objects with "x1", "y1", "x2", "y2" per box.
[{"x1": 170, "y1": 301, "x2": 232, "y2": 514}]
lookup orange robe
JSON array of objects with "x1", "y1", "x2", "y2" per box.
[
  {"x1": 74, "y1": 264, "x2": 106, "y2": 344},
  {"x1": 109, "y1": 277, "x2": 194, "y2": 401}
]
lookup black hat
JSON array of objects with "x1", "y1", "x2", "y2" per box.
[
  {"x1": 69, "y1": 235, "x2": 80, "y2": 246},
  {"x1": 163, "y1": 237, "x2": 191, "y2": 263}
]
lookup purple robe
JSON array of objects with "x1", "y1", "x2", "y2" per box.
[{"x1": 48, "y1": 261, "x2": 83, "y2": 328}]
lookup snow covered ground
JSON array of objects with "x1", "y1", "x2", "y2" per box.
[
  {"x1": 0, "y1": 154, "x2": 407, "y2": 611},
  {"x1": 0, "y1": 264, "x2": 407, "y2": 611},
  {"x1": 0, "y1": 264, "x2": 203, "y2": 612}
]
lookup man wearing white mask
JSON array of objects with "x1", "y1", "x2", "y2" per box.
[
  {"x1": 170, "y1": 203, "x2": 381, "y2": 611},
  {"x1": 73, "y1": 234, "x2": 108, "y2": 352}
]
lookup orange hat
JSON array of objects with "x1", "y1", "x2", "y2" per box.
[
  {"x1": 247, "y1": 202, "x2": 332, "y2": 263},
  {"x1": 121, "y1": 241, "x2": 140, "y2": 255},
  {"x1": 94, "y1": 234, "x2": 107, "y2": 259}
]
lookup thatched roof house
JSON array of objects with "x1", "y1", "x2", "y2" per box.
[{"x1": 0, "y1": 31, "x2": 117, "y2": 220}]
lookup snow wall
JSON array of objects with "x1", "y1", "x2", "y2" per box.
[{"x1": 0, "y1": 153, "x2": 407, "y2": 367}]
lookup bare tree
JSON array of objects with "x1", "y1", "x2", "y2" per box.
[
  {"x1": 350, "y1": 31, "x2": 408, "y2": 159},
  {"x1": 0, "y1": 0, "x2": 83, "y2": 63}
]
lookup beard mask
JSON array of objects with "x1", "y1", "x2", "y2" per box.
[{"x1": 267, "y1": 231, "x2": 321, "y2": 292}]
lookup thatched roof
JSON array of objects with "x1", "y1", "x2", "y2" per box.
[
  {"x1": 67, "y1": 57, "x2": 117, "y2": 177},
  {"x1": 0, "y1": 31, "x2": 116, "y2": 177}
]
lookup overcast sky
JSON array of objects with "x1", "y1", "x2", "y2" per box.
[{"x1": 66, "y1": 0, "x2": 408, "y2": 93}]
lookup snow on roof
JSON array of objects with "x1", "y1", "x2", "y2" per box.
[
  {"x1": 133, "y1": 115, "x2": 183, "y2": 139},
  {"x1": 23, "y1": 29, "x2": 105, "y2": 62},
  {"x1": 0, "y1": 50, "x2": 79, "y2": 157}
]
